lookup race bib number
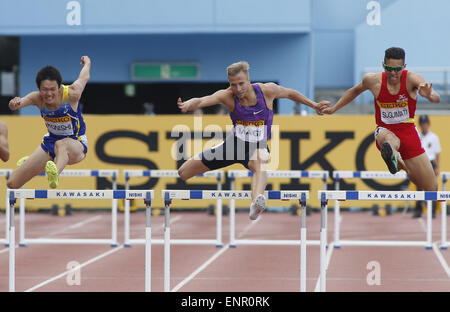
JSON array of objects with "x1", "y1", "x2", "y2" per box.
[
  {"x1": 44, "y1": 116, "x2": 74, "y2": 136},
  {"x1": 234, "y1": 120, "x2": 266, "y2": 142},
  {"x1": 377, "y1": 100, "x2": 410, "y2": 124}
]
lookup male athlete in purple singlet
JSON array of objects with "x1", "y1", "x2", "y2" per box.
[{"x1": 177, "y1": 61, "x2": 329, "y2": 220}]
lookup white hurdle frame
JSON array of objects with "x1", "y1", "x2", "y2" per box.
[
  {"x1": 228, "y1": 170, "x2": 328, "y2": 247},
  {"x1": 17, "y1": 170, "x2": 119, "y2": 247},
  {"x1": 161, "y1": 190, "x2": 309, "y2": 292},
  {"x1": 332, "y1": 171, "x2": 408, "y2": 248},
  {"x1": 7, "y1": 189, "x2": 154, "y2": 292},
  {"x1": 439, "y1": 172, "x2": 449, "y2": 249},
  {"x1": 123, "y1": 170, "x2": 224, "y2": 247},
  {"x1": 0, "y1": 169, "x2": 12, "y2": 246},
  {"x1": 317, "y1": 190, "x2": 449, "y2": 292}
]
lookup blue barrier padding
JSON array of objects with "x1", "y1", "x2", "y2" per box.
[
  {"x1": 425, "y1": 191, "x2": 437, "y2": 201},
  {"x1": 35, "y1": 190, "x2": 48, "y2": 198},
  {"x1": 301, "y1": 172, "x2": 308, "y2": 178},
  {"x1": 353, "y1": 171, "x2": 361, "y2": 178},
  {"x1": 143, "y1": 171, "x2": 150, "y2": 177},
  {"x1": 346, "y1": 191, "x2": 359, "y2": 200},
  {"x1": 146, "y1": 191, "x2": 152, "y2": 204},
  {"x1": 9, "y1": 190, "x2": 15, "y2": 204},
  {"x1": 190, "y1": 190, "x2": 203, "y2": 199},
  {"x1": 164, "y1": 192, "x2": 170, "y2": 205},
  {"x1": 113, "y1": 190, "x2": 126, "y2": 199},
  {"x1": 267, "y1": 191, "x2": 280, "y2": 200},
  {"x1": 91, "y1": 170, "x2": 99, "y2": 176}
]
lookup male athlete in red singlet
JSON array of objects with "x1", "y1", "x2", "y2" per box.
[{"x1": 321, "y1": 47, "x2": 440, "y2": 191}]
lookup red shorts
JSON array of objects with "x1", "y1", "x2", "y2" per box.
[{"x1": 374, "y1": 125, "x2": 425, "y2": 160}]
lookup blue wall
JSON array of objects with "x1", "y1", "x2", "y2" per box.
[
  {"x1": 355, "y1": 0, "x2": 450, "y2": 103},
  {"x1": 312, "y1": 0, "x2": 397, "y2": 88},
  {"x1": 0, "y1": 0, "x2": 311, "y2": 34},
  {"x1": 20, "y1": 34, "x2": 311, "y2": 115}
]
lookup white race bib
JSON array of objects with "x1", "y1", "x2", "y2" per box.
[
  {"x1": 377, "y1": 100, "x2": 410, "y2": 124},
  {"x1": 234, "y1": 120, "x2": 266, "y2": 142},
  {"x1": 44, "y1": 116, "x2": 74, "y2": 136}
]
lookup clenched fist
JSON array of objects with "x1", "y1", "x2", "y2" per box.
[{"x1": 9, "y1": 97, "x2": 22, "y2": 110}]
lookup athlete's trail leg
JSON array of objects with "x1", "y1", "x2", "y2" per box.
[
  {"x1": 7, "y1": 146, "x2": 50, "y2": 189},
  {"x1": 178, "y1": 155, "x2": 210, "y2": 181}
]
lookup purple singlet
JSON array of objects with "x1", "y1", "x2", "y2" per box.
[{"x1": 229, "y1": 84, "x2": 273, "y2": 142}]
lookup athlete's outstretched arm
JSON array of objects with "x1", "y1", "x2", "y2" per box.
[
  {"x1": 177, "y1": 90, "x2": 229, "y2": 113},
  {"x1": 321, "y1": 74, "x2": 372, "y2": 114},
  {"x1": 68, "y1": 56, "x2": 91, "y2": 107},
  {"x1": 411, "y1": 73, "x2": 440, "y2": 103},
  {"x1": 8, "y1": 92, "x2": 41, "y2": 111},
  {"x1": 0, "y1": 120, "x2": 9, "y2": 162},
  {"x1": 263, "y1": 83, "x2": 329, "y2": 115}
]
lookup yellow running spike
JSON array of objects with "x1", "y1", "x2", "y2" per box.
[{"x1": 45, "y1": 160, "x2": 59, "y2": 189}]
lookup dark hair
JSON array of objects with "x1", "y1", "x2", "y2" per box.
[
  {"x1": 419, "y1": 115, "x2": 430, "y2": 124},
  {"x1": 35, "y1": 66, "x2": 62, "y2": 88},
  {"x1": 384, "y1": 47, "x2": 405, "y2": 63}
]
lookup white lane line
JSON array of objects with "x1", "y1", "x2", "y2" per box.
[
  {"x1": 171, "y1": 245, "x2": 230, "y2": 292},
  {"x1": 68, "y1": 215, "x2": 103, "y2": 229},
  {"x1": 418, "y1": 217, "x2": 450, "y2": 279},
  {"x1": 24, "y1": 245, "x2": 124, "y2": 292},
  {"x1": 431, "y1": 243, "x2": 450, "y2": 278},
  {"x1": 417, "y1": 218, "x2": 427, "y2": 233},
  {"x1": 314, "y1": 242, "x2": 335, "y2": 292},
  {"x1": 171, "y1": 216, "x2": 263, "y2": 292},
  {"x1": 0, "y1": 215, "x2": 106, "y2": 254}
]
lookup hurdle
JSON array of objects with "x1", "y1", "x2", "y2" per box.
[
  {"x1": 17, "y1": 170, "x2": 119, "y2": 247},
  {"x1": 439, "y1": 172, "x2": 449, "y2": 249},
  {"x1": 317, "y1": 190, "x2": 449, "y2": 292},
  {"x1": 0, "y1": 169, "x2": 12, "y2": 246},
  {"x1": 123, "y1": 169, "x2": 224, "y2": 247},
  {"x1": 332, "y1": 171, "x2": 408, "y2": 248},
  {"x1": 7, "y1": 189, "x2": 154, "y2": 292},
  {"x1": 160, "y1": 190, "x2": 309, "y2": 292},
  {"x1": 228, "y1": 170, "x2": 328, "y2": 247}
]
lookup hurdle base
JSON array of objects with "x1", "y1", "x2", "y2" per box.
[
  {"x1": 335, "y1": 240, "x2": 431, "y2": 247},
  {"x1": 126, "y1": 238, "x2": 219, "y2": 245},
  {"x1": 440, "y1": 246, "x2": 448, "y2": 250},
  {"x1": 215, "y1": 244, "x2": 223, "y2": 248},
  {"x1": 111, "y1": 243, "x2": 119, "y2": 247},
  {"x1": 230, "y1": 244, "x2": 237, "y2": 248},
  {"x1": 19, "y1": 243, "x2": 27, "y2": 247},
  {"x1": 20, "y1": 238, "x2": 117, "y2": 245},
  {"x1": 333, "y1": 245, "x2": 341, "y2": 249},
  {"x1": 231, "y1": 239, "x2": 320, "y2": 246}
]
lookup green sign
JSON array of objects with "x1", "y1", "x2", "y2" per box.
[{"x1": 132, "y1": 63, "x2": 200, "y2": 80}]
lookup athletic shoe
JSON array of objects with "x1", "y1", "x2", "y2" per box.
[
  {"x1": 381, "y1": 142, "x2": 399, "y2": 174},
  {"x1": 16, "y1": 156, "x2": 29, "y2": 167},
  {"x1": 45, "y1": 160, "x2": 59, "y2": 189},
  {"x1": 249, "y1": 194, "x2": 266, "y2": 220}
]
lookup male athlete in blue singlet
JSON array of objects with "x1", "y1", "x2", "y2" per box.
[
  {"x1": 177, "y1": 61, "x2": 329, "y2": 220},
  {"x1": 7, "y1": 56, "x2": 91, "y2": 189}
]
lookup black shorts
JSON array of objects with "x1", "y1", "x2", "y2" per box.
[{"x1": 199, "y1": 134, "x2": 270, "y2": 170}]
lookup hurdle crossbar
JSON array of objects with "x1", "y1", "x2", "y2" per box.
[
  {"x1": 227, "y1": 170, "x2": 328, "y2": 247},
  {"x1": 332, "y1": 171, "x2": 409, "y2": 249},
  {"x1": 17, "y1": 169, "x2": 119, "y2": 247},
  {"x1": 123, "y1": 170, "x2": 224, "y2": 247},
  {"x1": 7, "y1": 189, "x2": 154, "y2": 292},
  {"x1": 161, "y1": 190, "x2": 309, "y2": 292},
  {"x1": 440, "y1": 173, "x2": 449, "y2": 249}
]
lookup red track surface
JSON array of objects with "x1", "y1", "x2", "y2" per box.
[{"x1": 0, "y1": 209, "x2": 448, "y2": 292}]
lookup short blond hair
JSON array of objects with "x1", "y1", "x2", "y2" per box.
[{"x1": 227, "y1": 61, "x2": 250, "y2": 77}]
